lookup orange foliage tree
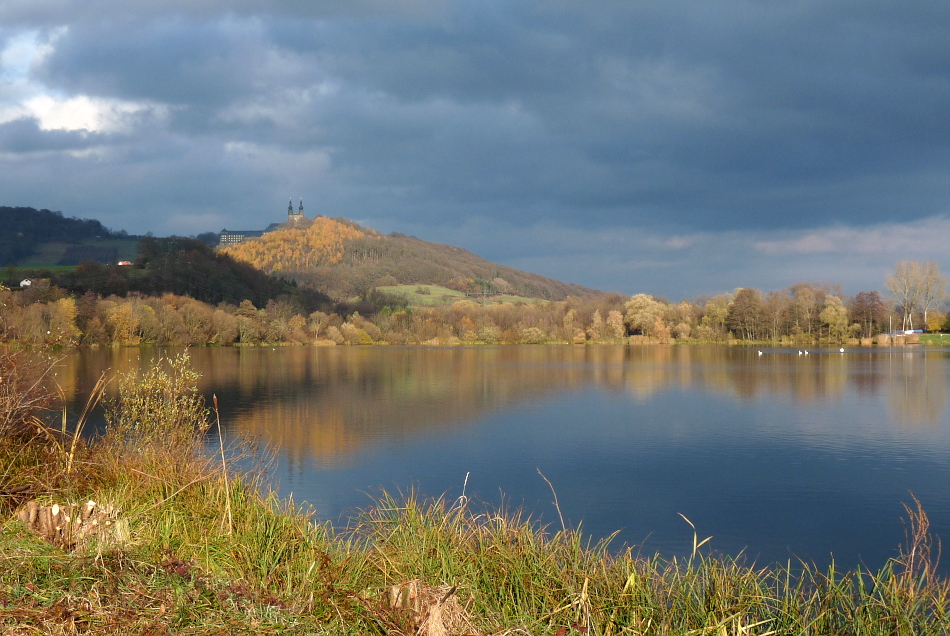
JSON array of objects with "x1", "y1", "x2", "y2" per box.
[{"x1": 221, "y1": 217, "x2": 375, "y2": 273}]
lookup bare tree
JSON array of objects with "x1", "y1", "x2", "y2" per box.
[
  {"x1": 885, "y1": 260, "x2": 947, "y2": 331},
  {"x1": 885, "y1": 261, "x2": 923, "y2": 330}
]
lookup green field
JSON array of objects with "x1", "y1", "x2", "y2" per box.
[
  {"x1": 377, "y1": 284, "x2": 546, "y2": 307},
  {"x1": 919, "y1": 333, "x2": 950, "y2": 346},
  {"x1": 17, "y1": 238, "x2": 140, "y2": 267},
  {"x1": 3, "y1": 265, "x2": 77, "y2": 275}
]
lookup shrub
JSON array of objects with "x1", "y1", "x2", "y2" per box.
[{"x1": 103, "y1": 352, "x2": 210, "y2": 459}]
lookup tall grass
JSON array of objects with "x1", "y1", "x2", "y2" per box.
[{"x1": 0, "y1": 350, "x2": 948, "y2": 634}]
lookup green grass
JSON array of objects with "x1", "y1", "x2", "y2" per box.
[
  {"x1": 16, "y1": 238, "x2": 140, "y2": 267},
  {"x1": 377, "y1": 284, "x2": 547, "y2": 307},
  {"x1": 920, "y1": 333, "x2": 950, "y2": 347},
  {"x1": 493, "y1": 293, "x2": 548, "y2": 305},
  {"x1": 3, "y1": 265, "x2": 78, "y2": 277},
  {"x1": 1, "y1": 350, "x2": 949, "y2": 634},
  {"x1": 377, "y1": 284, "x2": 467, "y2": 306}
]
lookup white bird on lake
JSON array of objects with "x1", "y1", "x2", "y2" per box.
[
  {"x1": 758, "y1": 351, "x2": 763, "y2": 356},
  {"x1": 798, "y1": 350, "x2": 802, "y2": 355},
  {"x1": 840, "y1": 348, "x2": 845, "y2": 353},
  {"x1": 804, "y1": 350, "x2": 809, "y2": 355}
]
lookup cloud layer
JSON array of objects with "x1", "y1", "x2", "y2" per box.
[{"x1": 1, "y1": 1, "x2": 949, "y2": 298}]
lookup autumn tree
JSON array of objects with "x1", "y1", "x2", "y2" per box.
[
  {"x1": 762, "y1": 291, "x2": 791, "y2": 342},
  {"x1": 623, "y1": 294, "x2": 666, "y2": 337},
  {"x1": 850, "y1": 291, "x2": 887, "y2": 338},
  {"x1": 819, "y1": 295, "x2": 849, "y2": 342},
  {"x1": 587, "y1": 310, "x2": 605, "y2": 342},
  {"x1": 918, "y1": 262, "x2": 947, "y2": 331},
  {"x1": 788, "y1": 283, "x2": 821, "y2": 339},
  {"x1": 606, "y1": 310, "x2": 626, "y2": 341},
  {"x1": 221, "y1": 217, "x2": 372, "y2": 273},
  {"x1": 727, "y1": 288, "x2": 764, "y2": 341},
  {"x1": 696, "y1": 294, "x2": 731, "y2": 341},
  {"x1": 670, "y1": 301, "x2": 696, "y2": 339}
]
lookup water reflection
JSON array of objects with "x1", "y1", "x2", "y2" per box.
[
  {"x1": 51, "y1": 345, "x2": 950, "y2": 461},
  {"x1": 37, "y1": 344, "x2": 950, "y2": 569}
]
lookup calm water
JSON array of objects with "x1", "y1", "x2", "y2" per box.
[{"x1": 54, "y1": 344, "x2": 950, "y2": 572}]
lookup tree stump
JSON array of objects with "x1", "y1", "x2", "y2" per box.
[
  {"x1": 15, "y1": 500, "x2": 124, "y2": 551},
  {"x1": 387, "y1": 579, "x2": 476, "y2": 636}
]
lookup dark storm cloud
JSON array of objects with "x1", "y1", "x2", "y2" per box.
[
  {"x1": 2, "y1": 1, "x2": 950, "y2": 297},
  {"x1": 35, "y1": 20, "x2": 282, "y2": 108},
  {"x1": 0, "y1": 0, "x2": 448, "y2": 25},
  {"x1": 0, "y1": 117, "x2": 103, "y2": 153},
  {"x1": 270, "y1": 1, "x2": 950, "y2": 231}
]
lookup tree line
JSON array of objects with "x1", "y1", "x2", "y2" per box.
[{"x1": 0, "y1": 260, "x2": 946, "y2": 348}]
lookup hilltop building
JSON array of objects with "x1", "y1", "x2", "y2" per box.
[{"x1": 219, "y1": 199, "x2": 310, "y2": 245}]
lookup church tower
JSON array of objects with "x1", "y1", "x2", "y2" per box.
[{"x1": 285, "y1": 197, "x2": 308, "y2": 227}]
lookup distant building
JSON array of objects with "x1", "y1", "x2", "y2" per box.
[
  {"x1": 218, "y1": 198, "x2": 310, "y2": 246},
  {"x1": 218, "y1": 229, "x2": 265, "y2": 246}
]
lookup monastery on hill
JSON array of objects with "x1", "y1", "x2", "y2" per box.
[{"x1": 218, "y1": 199, "x2": 312, "y2": 246}]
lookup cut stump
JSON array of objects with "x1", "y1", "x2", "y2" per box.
[
  {"x1": 387, "y1": 579, "x2": 477, "y2": 636},
  {"x1": 15, "y1": 500, "x2": 124, "y2": 551}
]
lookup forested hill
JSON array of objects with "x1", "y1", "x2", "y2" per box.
[
  {"x1": 0, "y1": 206, "x2": 120, "y2": 265},
  {"x1": 221, "y1": 217, "x2": 600, "y2": 300},
  {"x1": 10, "y1": 236, "x2": 331, "y2": 312}
]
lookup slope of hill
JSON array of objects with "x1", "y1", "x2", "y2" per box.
[
  {"x1": 222, "y1": 217, "x2": 599, "y2": 300},
  {"x1": 6, "y1": 234, "x2": 331, "y2": 312},
  {"x1": 126, "y1": 236, "x2": 331, "y2": 310},
  {"x1": 0, "y1": 206, "x2": 130, "y2": 266}
]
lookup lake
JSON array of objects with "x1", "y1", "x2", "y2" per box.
[{"x1": 52, "y1": 344, "x2": 950, "y2": 572}]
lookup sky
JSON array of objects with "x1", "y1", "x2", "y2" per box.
[{"x1": 1, "y1": 1, "x2": 949, "y2": 300}]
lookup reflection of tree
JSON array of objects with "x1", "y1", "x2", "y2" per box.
[
  {"x1": 886, "y1": 352, "x2": 947, "y2": 429},
  {"x1": 46, "y1": 345, "x2": 949, "y2": 462}
]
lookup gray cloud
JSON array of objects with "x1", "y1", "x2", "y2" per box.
[
  {"x1": 1, "y1": 1, "x2": 950, "y2": 298},
  {"x1": 0, "y1": 117, "x2": 103, "y2": 153}
]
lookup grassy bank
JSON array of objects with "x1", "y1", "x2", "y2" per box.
[
  {"x1": 1, "y1": 351, "x2": 948, "y2": 635},
  {"x1": 920, "y1": 333, "x2": 950, "y2": 347}
]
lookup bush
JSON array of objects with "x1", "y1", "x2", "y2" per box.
[{"x1": 103, "y1": 352, "x2": 209, "y2": 458}]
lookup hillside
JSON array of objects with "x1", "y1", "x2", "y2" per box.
[
  {"x1": 4, "y1": 206, "x2": 600, "y2": 303},
  {"x1": 0, "y1": 206, "x2": 131, "y2": 266},
  {"x1": 222, "y1": 217, "x2": 599, "y2": 300},
  {"x1": 5, "y1": 235, "x2": 331, "y2": 312}
]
